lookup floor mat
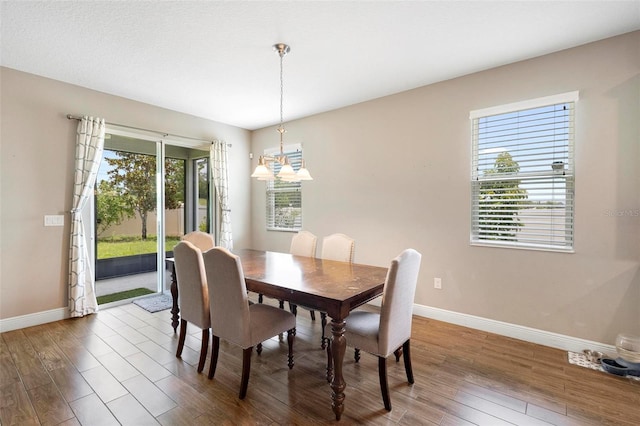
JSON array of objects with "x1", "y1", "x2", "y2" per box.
[{"x1": 132, "y1": 293, "x2": 173, "y2": 313}]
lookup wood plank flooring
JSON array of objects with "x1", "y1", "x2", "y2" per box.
[{"x1": 1, "y1": 299, "x2": 638, "y2": 425}]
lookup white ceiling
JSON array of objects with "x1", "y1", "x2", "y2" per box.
[{"x1": 2, "y1": 1, "x2": 639, "y2": 130}]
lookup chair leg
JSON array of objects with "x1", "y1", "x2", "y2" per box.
[
  {"x1": 197, "y1": 329, "x2": 209, "y2": 373},
  {"x1": 176, "y1": 319, "x2": 187, "y2": 358},
  {"x1": 325, "y1": 337, "x2": 333, "y2": 383},
  {"x1": 354, "y1": 348, "x2": 361, "y2": 363},
  {"x1": 288, "y1": 302, "x2": 298, "y2": 316},
  {"x1": 258, "y1": 294, "x2": 264, "y2": 304},
  {"x1": 239, "y1": 347, "x2": 253, "y2": 399},
  {"x1": 287, "y1": 328, "x2": 296, "y2": 369},
  {"x1": 378, "y1": 356, "x2": 391, "y2": 411},
  {"x1": 309, "y1": 310, "x2": 316, "y2": 320},
  {"x1": 320, "y1": 312, "x2": 327, "y2": 349},
  {"x1": 257, "y1": 342, "x2": 262, "y2": 355},
  {"x1": 208, "y1": 335, "x2": 220, "y2": 379},
  {"x1": 393, "y1": 347, "x2": 402, "y2": 362},
  {"x1": 402, "y1": 340, "x2": 414, "y2": 384}
]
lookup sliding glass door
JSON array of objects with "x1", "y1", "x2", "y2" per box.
[{"x1": 93, "y1": 131, "x2": 210, "y2": 305}]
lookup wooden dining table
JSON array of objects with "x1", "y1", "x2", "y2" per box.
[{"x1": 168, "y1": 248, "x2": 389, "y2": 420}]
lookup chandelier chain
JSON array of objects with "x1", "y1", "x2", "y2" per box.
[
  {"x1": 280, "y1": 52, "x2": 284, "y2": 130},
  {"x1": 278, "y1": 48, "x2": 286, "y2": 155}
]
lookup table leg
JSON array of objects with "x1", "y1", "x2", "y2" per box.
[
  {"x1": 170, "y1": 262, "x2": 179, "y2": 333},
  {"x1": 330, "y1": 318, "x2": 347, "y2": 420}
]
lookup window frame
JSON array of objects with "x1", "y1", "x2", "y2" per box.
[
  {"x1": 265, "y1": 143, "x2": 304, "y2": 232},
  {"x1": 469, "y1": 91, "x2": 578, "y2": 252}
]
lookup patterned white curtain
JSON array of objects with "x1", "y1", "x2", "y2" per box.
[
  {"x1": 210, "y1": 140, "x2": 233, "y2": 249},
  {"x1": 69, "y1": 116, "x2": 105, "y2": 317}
]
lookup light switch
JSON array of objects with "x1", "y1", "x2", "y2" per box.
[{"x1": 44, "y1": 215, "x2": 65, "y2": 227}]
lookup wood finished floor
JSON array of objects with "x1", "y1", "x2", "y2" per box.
[{"x1": 1, "y1": 300, "x2": 639, "y2": 425}]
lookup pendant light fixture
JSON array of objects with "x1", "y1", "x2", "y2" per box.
[{"x1": 251, "y1": 43, "x2": 313, "y2": 182}]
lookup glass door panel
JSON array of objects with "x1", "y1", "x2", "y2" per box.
[
  {"x1": 95, "y1": 137, "x2": 162, "y2": 304},
  {"x1": 195, "y1": 157, "x2": 211, "y2": 233}
]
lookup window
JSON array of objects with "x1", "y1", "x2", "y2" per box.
[
  {"x1": 266, "y1": 144, "x2": 303, "y2": 231},
  {"x1": 470, "y1": 92, "x2": 578, "y2": 251},
  {"x1": 193, "y1": 157, "x2": 211, "y2": 233}
]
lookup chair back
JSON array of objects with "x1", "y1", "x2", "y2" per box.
[
  {"x1": 203, "y1": 247, "x2": 252, "y2": 348},
  {"x1": 378, "y1": 249, "x2": 422, "y2": 356},
  {"x1": 182, "y1": 231, "x2": 215, "y2": 252},
  {"x1": 290, "y1": 231, "x2": 317, "y2": 257},
  {"x1": 321, "y1": 233, "x2": 355, "y2": 263},
  {"x1": 173, "y1": 241, "x2": 210, "y2": 328}
]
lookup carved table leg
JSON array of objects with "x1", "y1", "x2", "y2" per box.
[
  {"x1": 169, "y1": 261, "x2": 179, "y2": 333},
  {"x1": 330, "y1": 318, "x2": 347, "y2": 420}
]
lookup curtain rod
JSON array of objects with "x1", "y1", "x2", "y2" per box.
[{"x1": 66, "y1": 114, "x2": 230, "y2": 146}]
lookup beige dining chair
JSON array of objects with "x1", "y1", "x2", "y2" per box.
[
  {"x1": 321, "y1": 233, "x2": 355, "y2": 263},
  {"x1": 325, "y1": 248, "x2": 422, "y2": 411},
  {"x1": 258, "y1": 231, "x2": 317, "y2": 310},
  {"x1": 287, "y1": 231, "x2": 319, "y2": 319},
  {"x1": 318, "y1": 233, "x2": 355, "y2": 348},
  {"x1": 203, "y1": 247, "x2": 296, "y2": 399},
  {"x1": 173, "y1": 241, "x2": 211, "y2": 373},
  {"x1": 181, "y1": 230, "x2": 215, "y2": 252},
  {"x1": 290, "y1": 230, "x2": 318, "y2": 258}
]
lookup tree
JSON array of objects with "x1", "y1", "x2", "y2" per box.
[
  {"x1": 95, "y1": 180, "x2": 134, "y2": 237},
  {"x1": 197, "y1": 160, "x2": 209, "y2": 201},
  {"x1": 478, "y1": 151, "x2": 528, "y2": 240},
  {"x1": 106, "y1": 151, "x2": 184, "y2": 239}
]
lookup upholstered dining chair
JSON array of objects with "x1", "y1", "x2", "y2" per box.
[
  {"x1": 259, "y1": 231, "x2": 317, "y2": 311},
  {"x1": 202, "y1": 247, "x2": 296, "y2": 399},
  {"x1": 181, "y1": 230, "x2": 215, "y2": 252},
  {"x1": 325, "y1": 248, "x2": 422, "y2": 411},
  {"x1": 321, "y1": 233, "x2": 355, "y2": 263},
  {"x1": 290, "y1": 230, "x2": 318, "y2": 258},
  {"x1": 318, "y1": 233, "x2": 355, "y2": 348},
  {"x1": 286, "y1": 231, "x2": 319, "y2": 319},
  {"x1": 173, "y1": 241, "x2": 211, "y2": 373}
]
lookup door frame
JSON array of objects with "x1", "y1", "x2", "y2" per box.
[{"x1": 90, "y1": 125, "x2": 212, "y2": 295}]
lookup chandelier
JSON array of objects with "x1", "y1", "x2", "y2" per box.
[{"x1": 251, "y1": 43, "x2": 313, "y2": 182}]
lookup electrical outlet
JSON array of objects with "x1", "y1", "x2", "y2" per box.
[{"x1": 434, "y1": 277, "x2": 442, "y2": 289}]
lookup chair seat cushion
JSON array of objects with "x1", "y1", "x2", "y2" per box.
[
  {"x1": 248, "y1": 303, "x2": 296, "y2": 347},
  {"x1": 325, "y1": 311, "x2": 381, "y2": 355}
]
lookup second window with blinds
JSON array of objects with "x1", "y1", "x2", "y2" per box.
[
  {"x1": 266, "y1": 143, "x2": 303, "y2": 231},
  {"x1": 470, "y1": 91, "x2": 578, "y2": 252}
]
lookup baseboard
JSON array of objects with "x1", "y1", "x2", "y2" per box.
[
  {"x1": 0, "y1": 307, "x2": 70, "y2": 333},
  {"x1": 0, "y1": 298, "x2": 148, "y2": 332},
  {"x1": 2, "y1": 302, "x2": 616, "y2": 356},
  {"x1": 367, "y1": 299, "x2": 615, "y2": 355}
]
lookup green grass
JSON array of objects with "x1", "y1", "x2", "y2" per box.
[
  {"x1": 97, "y1": 287, "x2": 154, "y2": 305},
  {"x1": 97, "y1": 236, "x2": 182, "y2": 259}
]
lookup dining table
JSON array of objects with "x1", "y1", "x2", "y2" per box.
[{"x1": 168, "y1": 248, "x2": 389, "y2": 420}]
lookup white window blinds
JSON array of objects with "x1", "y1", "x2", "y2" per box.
[
  {"x1": 470, "y1": 92, "x2": 578, "y2": 251},
  {"x1": 266, "y1": 145, "x2": 303, "y2": 231}
]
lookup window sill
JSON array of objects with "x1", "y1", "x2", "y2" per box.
[{"x1": 470, "y1": 240, "x2": 574, "y2": 253}]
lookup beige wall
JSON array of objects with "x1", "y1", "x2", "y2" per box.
[
  {"x1": 0, "y1": 68, "x2": 252, "y2": 319},
  {"x1": 250, "y1": 31, "x2": 640, "y2": 344}
]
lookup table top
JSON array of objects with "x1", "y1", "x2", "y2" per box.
[{"x1": 235, "y1": 249, "x2": 389, "y2": 319}]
